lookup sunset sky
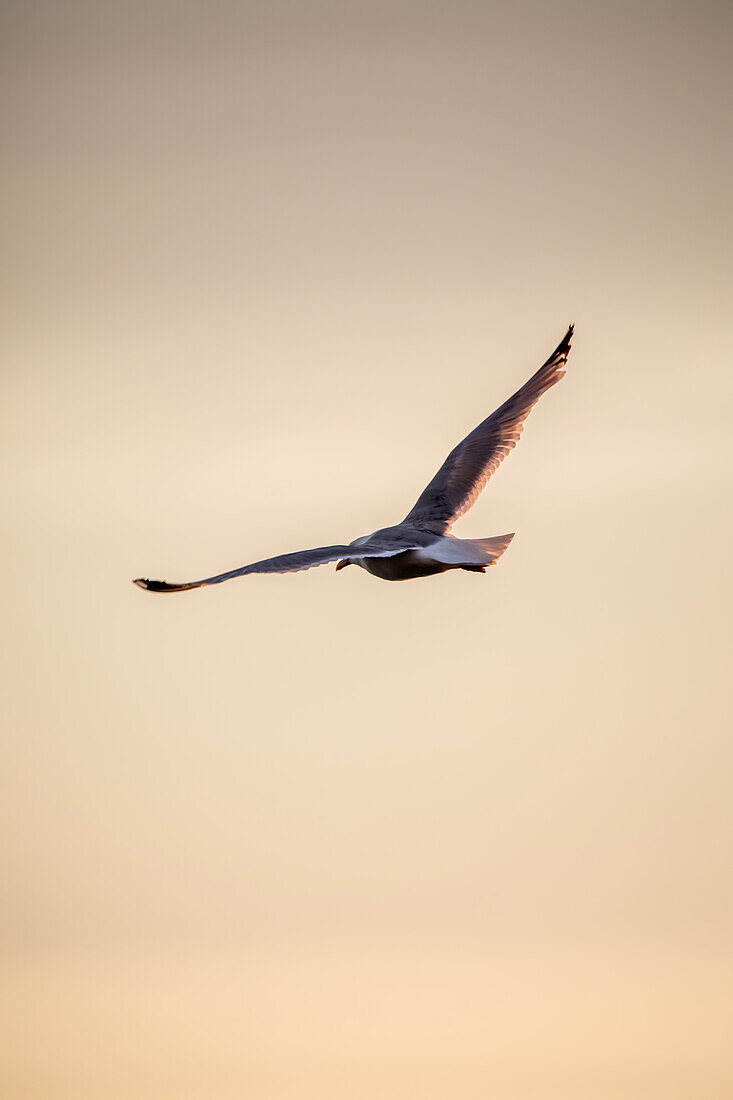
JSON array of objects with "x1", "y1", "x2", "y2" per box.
[{"x1": 2, "y1": 2, "x2": 732, "y2": 1097}]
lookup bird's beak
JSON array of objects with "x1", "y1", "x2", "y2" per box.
[{"x1": 335, "y1": 559, "x2": 350, "y2": 571}]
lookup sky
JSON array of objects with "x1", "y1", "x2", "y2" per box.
[{"x1": 2, "y1": 2, "x2": 732, "y2": 1097}]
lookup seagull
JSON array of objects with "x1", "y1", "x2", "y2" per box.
[{"x1": 133, "y1": 325, "x2": 573, "y2": 592}]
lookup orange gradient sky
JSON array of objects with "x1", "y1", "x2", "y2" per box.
[{"x1": 2, "y1": 2, "x2": 732, "y2": 1098}]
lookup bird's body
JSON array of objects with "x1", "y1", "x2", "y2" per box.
[
  {"x1": 346, "y1": 529, "x2": 515, "y2": 581},
  {"x1": 134, "y1": 326, "x2": 573, "y2": 593}
]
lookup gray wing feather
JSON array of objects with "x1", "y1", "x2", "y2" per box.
[
  {"x1": 403, "y1": 325, "x2": 573, "y2": 531},
  {"x1": 133, "y1": 542, "x2": 407, "y2": 592}
]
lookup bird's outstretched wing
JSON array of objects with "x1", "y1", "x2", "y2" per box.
[
  {"x1": 403, "y1": 325, "x2": 573, "y2": 532},
  {"x1": 133, "y1": 543, "x2": 406, "y2": 592}
]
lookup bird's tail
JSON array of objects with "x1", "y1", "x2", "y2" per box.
[{"x1": 469, "y1": 532, "x2": 515, "y2": 564}]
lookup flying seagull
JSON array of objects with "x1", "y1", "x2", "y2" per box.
[{"x1": 133, "y1": 325, "x2": 573, "y2": 591}]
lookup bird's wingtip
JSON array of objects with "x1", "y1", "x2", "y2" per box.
[
  {"x1": 546, "y1": 323, "x2": 574, "y2": 367},
  {"x1": 132, "y1": 577, "x2": 178, "y2": 592},
  {"x1": 132, "y1": 576, "x2": 201, "y2": 592}
]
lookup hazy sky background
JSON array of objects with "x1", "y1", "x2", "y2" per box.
[{"x1": 2, "y1": 2, "x2": 732, "y2": 1097}]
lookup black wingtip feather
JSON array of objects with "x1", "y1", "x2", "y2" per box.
[
  {"x1": 132, "y1": 577, "x2": 199, "y2": 592},
  {"x1": 553, "y1": 323, "x2": 574, "y2": 359}
]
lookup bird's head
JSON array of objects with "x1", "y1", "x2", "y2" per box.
[{"x1": 335, "y1": 559, "x2": 352, "y2": 572}]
